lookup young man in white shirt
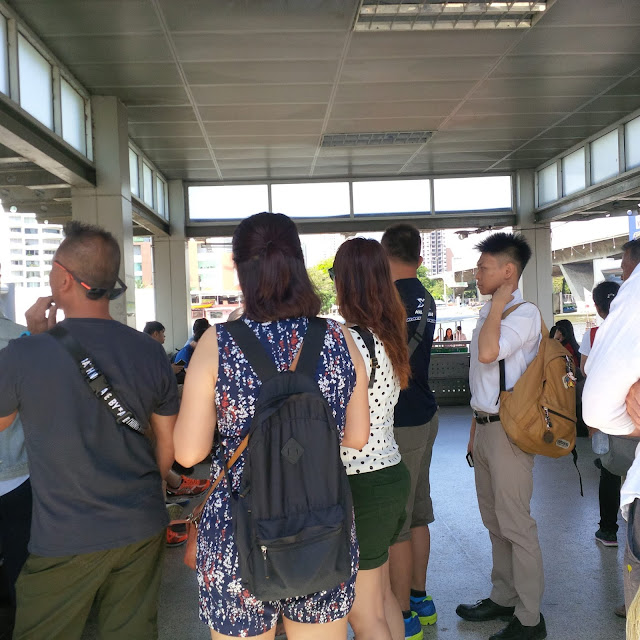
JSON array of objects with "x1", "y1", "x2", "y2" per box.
[
  {"x1": 583, "y1": 238, "x2": 640, "y2": 625},
  {"x1": 456, "y1": 233, "x2": 546, "y2": 640}
]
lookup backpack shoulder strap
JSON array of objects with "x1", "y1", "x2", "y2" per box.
[
  {"x1": 407, "y1": 305, "x2": 430, "y2": 357},
  {"x1": 350, "y1": 325, "x2": 378, "y2": 389},
  {"x1": 295, "y1": 317, "x2": 327, "y2": 379},
  {"x1": 224, "y1": 320, "x2": 278, "y2": 382}
]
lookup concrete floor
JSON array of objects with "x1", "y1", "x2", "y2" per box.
[{"x1": 85, "y1": 406, "x2": 626, "y2": 639}]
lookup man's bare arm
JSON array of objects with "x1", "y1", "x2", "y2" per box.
[
  {"x1": 0, "y1": 411, "x2": 17, "y2": 432},
  {"x1": 149, "y1": 412, "x2": 177, "y2": 479}
]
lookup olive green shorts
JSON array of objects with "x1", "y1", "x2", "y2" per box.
[
  {"x1": 14, "y1": 531, "x2": 165, "y2": 640},
  {"x1": 348, "y1": 461, "x2": 411, "y2": 570}
]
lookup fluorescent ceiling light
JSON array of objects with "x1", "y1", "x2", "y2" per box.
[
  {"x1": 321, "y1": 131, "x2": 433, "y2": 147},
  {"x1": 355, "y1": 1, "x2": 547, "y2": 31}
]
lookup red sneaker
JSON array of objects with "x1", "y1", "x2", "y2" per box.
[
  {"x1": 166, "y1": 528, "x2": 188, "y2": 547},
  {"x1": 166, "y1": 475, "x2": 211, "y2": 497}
]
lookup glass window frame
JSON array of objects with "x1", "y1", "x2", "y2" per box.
[
  {"x1": 590, "y1": 129, "x2": 620, "y2": 185},
  {"x1": 17, "y1": 32, "x2": 53, "y2": 130}
]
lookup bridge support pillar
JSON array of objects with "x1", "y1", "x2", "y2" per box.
[{"x1": 515, "y1": 170, "x2": 553, "y2": 328}]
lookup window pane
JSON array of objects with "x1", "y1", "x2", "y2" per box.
[
  {"x1": 626, "y1": 116, "x2": 640, "y2": 170},
  {"x1": 434, "y1": 176, "x2": 511, "y2": 211},
  {"x1": 562, "y1": 147, "x2": 585, "y2": 196},
  {"x1": 189, "y1": 184, "x2": 269, "y2": 220},
  {"x1": 142, "y1": 163, "x2": 153, "y2": 207},
  {"x1": 129, "y1": 149, "x2": 139, "y2": 196},
  {"x1": 353, "y1": 179, "x2": 430, "y2": 214},
  {"x1": 0, "y1": 16, "x2": 8, "y2": 95},
  {"x1": 591, "y1": 130, "x2": 619, "y2": 184},
  {"x1": 271, "y1": 182, "x2": 350, "y2": 218},
  {"x1": 155, "y1": 178, "x2": 166, "y2": 216},
  {"x1": 61, "y1": 79, "x2": 86, "y2": 154},
  {"x1": 538, "y1": 164, "x2": 558, "y2": 206},
  {"x1": 18, "y1": 35, "x2": 53, "y2": 129}
]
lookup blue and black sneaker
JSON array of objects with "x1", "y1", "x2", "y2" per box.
[
  {"x1": 403, "y1": 611, "x2": 423, "y2": 640},
  {"x1": 410, "y1": 594, "x2": 437, "y2": 626}
]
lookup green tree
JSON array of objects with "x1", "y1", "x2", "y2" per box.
[
  {"x1": 307, "y1": 259, "x2": 335, "y2": 313},
  {"x1": 416, "y1": 265, "x2": 444, "y2": 301}
]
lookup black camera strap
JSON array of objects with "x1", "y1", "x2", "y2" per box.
[{"x1": 49, "y1": 325, "x2": 146, "y2": 436}]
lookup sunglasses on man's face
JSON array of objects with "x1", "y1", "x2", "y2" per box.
[{"x1": 54, "y1": 260, "x2": 127, "y2": 301}]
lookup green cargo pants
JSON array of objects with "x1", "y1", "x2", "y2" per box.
[{"x1": 14, "y1": 531, "x2": 165, "y2": 640}]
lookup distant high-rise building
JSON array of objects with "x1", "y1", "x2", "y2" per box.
[
  {"x1": 0, "y1": 212, "x2": 63, "y2": 288},
  {"x1": 422, "y1": 230, "x2": 446, "y2": 275}
]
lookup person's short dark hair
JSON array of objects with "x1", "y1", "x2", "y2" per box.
[
  {"x1": 456, "y1": 325, "x2": 462, "y2": 331},
  {"x1": 143, "y1": 321, "x2": 165, "y2": 335},
  {"x1": 549, "y1": 325, "x2": 557, "y2": 339},
  {"x1": 475, "y1": 232, "x2": 532, "y2": 277},
  {"x1": 232, "y1": 212, "x2": 320, "y2": 322},
  {"x1": 193, "y1": 318, "x2": 210, "y2": 334},
  {"x1": 193, "y1": 323, "x2": 209, "y2": 343},
  {"x1": 56, "y1": 221, "x2": 121, "y2": 291},
  {"x1": 622, "y1": 238, "x2": 640, "y2": 267},
  {"x1": 592, "y1": 280, "x2": 620, "y2": 315},
  {"x1": 381, "y1": 224, "x2": 421, "y2": 264}
]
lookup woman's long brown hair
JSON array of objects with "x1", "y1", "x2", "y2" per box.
[{"x1": 334, "y1": 237, "x2": 410, "y2": 389}]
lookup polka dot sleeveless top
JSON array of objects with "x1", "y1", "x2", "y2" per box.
[{"x1": 340, "y1": 328, "x2": 401, "y2": 475}]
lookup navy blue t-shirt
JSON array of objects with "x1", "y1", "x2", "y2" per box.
[
  {"x1": 0, "y1": 318, "x2": 179, "y2": 556},
  {"x1": 394, "y1": 278, "x2": 438, "y2": 427}
]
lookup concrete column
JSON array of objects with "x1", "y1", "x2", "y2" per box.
[
  {"x1": 515, "y1": 169, "x2": 554, "y2": 329},
  {"x1": 70, "y1": 96, "x2": 135, "y2": 326},
  {"x1": 153, "y1": 180, "x2": 191, "y2": 352},
  {"x1": 559, "y1": 262, "x2": 594, "y2": 303}
]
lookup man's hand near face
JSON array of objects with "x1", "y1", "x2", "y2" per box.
[{"x1": 25, "y1": 296, "x2": 57, "y2": 335}]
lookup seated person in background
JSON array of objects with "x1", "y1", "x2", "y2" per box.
[
  {"x1": 454, "y1": 325, "x2": 467, "y2": 341},
  {"x1": 173, "y1": 318, "x2": 210, "y2": 368},
  {"x1": 143, "y1": 320, "x2": 166, "y2": 344}
]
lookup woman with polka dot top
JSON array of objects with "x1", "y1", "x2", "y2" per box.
[{"x1": 333, "y1": 237, "x2": 412, "y2": 640}]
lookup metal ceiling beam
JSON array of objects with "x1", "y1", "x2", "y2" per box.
[
  {"x1": 0, "y1": 168, "x2": 68, "y2": 188},
  {"x1": 186, "y1": 211, "x2": 516, "y2": 238},
  {"x1": 535, "y1": 170, "x2": 640, "y2": 223},
  {"x1": 0, "y1": 93, "x2": 95, "y2": 188},
  {"x1": 132, "y1": 197, "x2": 170, "y2": 237}
]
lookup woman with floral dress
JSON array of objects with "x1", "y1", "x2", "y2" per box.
[{"x1": 174, "y1": 212, "x2": 369, "y2": 640}]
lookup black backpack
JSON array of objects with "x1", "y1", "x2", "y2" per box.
[{"x1": 223, "y1": 317, "x2": 354, "y2": 601}]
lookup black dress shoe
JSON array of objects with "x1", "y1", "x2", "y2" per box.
[
  {"x1": 489, "y1": 614, "x2": 547, "y2": 640},
  {"x1": 456, "y1": 598, "x2": 516, "y2": 622}
]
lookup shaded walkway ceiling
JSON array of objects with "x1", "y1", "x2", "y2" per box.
[{"x1": 7, "y1": 0, "x2": 640, "y2": 185}]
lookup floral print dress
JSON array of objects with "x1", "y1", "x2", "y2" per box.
[{"x1": 197, "y1": 317, "x2": 358, "y2": 637}]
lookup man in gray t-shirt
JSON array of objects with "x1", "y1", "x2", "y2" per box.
[{"x1": 0, "y1": 222, "x2": 179, "y2": 640}]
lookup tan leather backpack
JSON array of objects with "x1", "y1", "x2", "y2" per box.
[{"x1": 498, "y1": 303, "x2": 577, "y2": 458}]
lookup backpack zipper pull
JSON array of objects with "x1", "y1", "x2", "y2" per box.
[{"x1": 261, "y1": 545, "x2": 270, "y2": 579}]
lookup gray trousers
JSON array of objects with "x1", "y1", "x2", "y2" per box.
[{"x1": 473, "y1": 420, "x2": 544, "y2": 626}]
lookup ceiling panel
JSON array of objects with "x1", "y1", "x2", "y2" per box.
[
  {"x1": 341, "y1": 57, "x2": 499, "y2": 83},
  {"x1": 331, "y1": 100, "x2": 458, "y2": 120},
  {"x1": 45, "y1": 35, "x2": 171, "y2": 63},
  {"x1": 348, "y1": 30, "x2": 521, "y2": 59},
  {"x1": 172, "y1": 32, "x2": 347, "y2": 62},
  {"x1": 493, "y1": 54, "x2": 640, "y2": 78},
  {"x1": 335, "y1": 81, "x2": 474, "y2": 103},
  {"x1": 205, "y1": 121, "x2": 323, "y2": 137},
  {"x1": 198, "y1": 104, "x2": 327, "y2": 121},
  {"x1": 91, "y1": 86, "x2": 189, "y2": 106},
  {"x1": 9, "y1": 0, "x2": 158, "y2": 35},
  {"x1": 191, "y1": 84, "x2": 333, "y2": 106},
  {"x1": 512, "y1": 27, "x2": 640, "y2": 56},
  {"x1": 67, "y1": 63, "x2": 182, "y2": 87},
  {"x1": 182, "y1": 61, "x2": 339, "y2": 85},
  {"x1": 158, "y1": 0, "x2": 357, "y2": 32},
  {"x1": 8, "y1": 0, "x2": 640, "y2": 186}
]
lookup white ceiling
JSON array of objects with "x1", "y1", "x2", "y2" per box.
[{"x1": 9, "y1": 0, "x2": 640, "y2": 183}]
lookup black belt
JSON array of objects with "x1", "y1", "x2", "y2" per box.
[{"x1": 474, "y1": 413, "x2": 500, "y2": 425}]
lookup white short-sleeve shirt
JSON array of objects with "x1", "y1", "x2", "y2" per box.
[
  {"x1": 340, "y1": 329, "x2": 401, "y2": 475},
  {"x1": 469, "y1": 289, "x2": 541, "y2": 414}
]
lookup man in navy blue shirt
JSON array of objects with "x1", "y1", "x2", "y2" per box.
[{"x1": 382, "y1": 224, "x2": 438, "y2": 640}]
